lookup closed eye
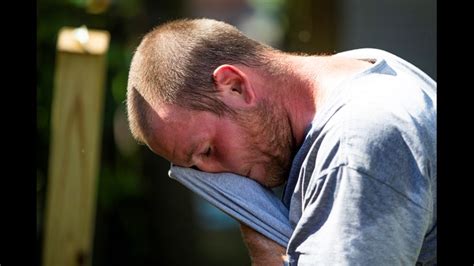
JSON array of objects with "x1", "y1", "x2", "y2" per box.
[{"x1": 203, "y1": 147, "x2": 212, "y2": 157}]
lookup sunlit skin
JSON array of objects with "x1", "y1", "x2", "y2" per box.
[
  {"x1": 144, "y1": 56, "x2": 374, "y2": 189},
  {"x1": 144, "y1": 61, "x2": 311, "y2": 188},
  {"x1": 147, "y1": 104, "x2": 273, "y2": 185},
  {"x1": 146, "y1": 94, "x2": 295, "y2": 188}
]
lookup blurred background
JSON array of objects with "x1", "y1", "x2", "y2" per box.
[{"x1": 37, "y1": 0, "x2": 436, "y2": 265}]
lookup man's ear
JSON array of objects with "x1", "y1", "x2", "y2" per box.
[{"x1": 213, "y1": 64, "x2": 256, "y2": 107}]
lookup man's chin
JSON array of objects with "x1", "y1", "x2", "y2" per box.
[
  {"x1": 256, "y1": 172, "x2": 286, "y2": 188},
  {"x1": 265, "y1": 178, "x2": 286, "y2": 188},
  {"x1": 247, "y1": 165, "x2": 287, "y2": 188},
  {"x1": 264, "y1": 168, "x2": 289, "y2": 188},
  {"x1": 247, "y1": 166, "x2": 265, "y2": 185}
]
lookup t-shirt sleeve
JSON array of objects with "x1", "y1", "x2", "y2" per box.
[
  {"x1": 168, "y1": 165, "x2": 293, "y2": 247},
  {"x1": 287, "y1": 165, "x2": 432, "y2": 265}
]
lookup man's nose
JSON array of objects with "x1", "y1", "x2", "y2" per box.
[{"x1": 195, "y1": 160, "x2": 226, "y2": 173}]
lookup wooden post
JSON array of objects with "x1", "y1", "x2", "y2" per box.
[{"x1": 42, "y1": 26, "x2": 110, "y2": 266}]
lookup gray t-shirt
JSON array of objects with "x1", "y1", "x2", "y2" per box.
[
  {"x1": 168, "y1": 48, "x2": 436, "y2": 265},
  {"x1": 283, "y1": 48, "x2": 436, "y2": 265}
]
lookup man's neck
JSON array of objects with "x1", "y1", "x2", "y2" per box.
[{"x1": 270, "y1": 53, "x2": 373, "y2": 147}]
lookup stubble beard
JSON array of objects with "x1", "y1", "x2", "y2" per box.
[{"x1": 235, "y1": 100, "x2": 295, "y2": 188}]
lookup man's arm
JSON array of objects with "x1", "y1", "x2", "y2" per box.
[{"x1": 239, "y1": 222, "x2": 287, "y2": 266}]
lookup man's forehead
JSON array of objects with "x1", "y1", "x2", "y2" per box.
[{"x1": 149, "y1": 103, "x2": 202, "y2": 163}]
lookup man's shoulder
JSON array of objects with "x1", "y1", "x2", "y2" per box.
[
  {"x1": 344, "y1": 74, "x2": 435, "y2": 163},
  {"x1": 291, "y1": 64, "x2": 436, "y2": 205},
  {"x1": 292, "y1": 92, "x2": 436, "y2": 219},
  {"x1": 303, "y1": 80, "x2": 436, "y2": 183}
]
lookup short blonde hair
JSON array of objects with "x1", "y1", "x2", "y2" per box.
[{"x1": 126, "y1": 18, "x2": 274, "y2": 143}]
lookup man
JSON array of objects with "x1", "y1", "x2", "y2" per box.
[{"x1": 126, "y1": 18, "x2": 436, "y2": 265}]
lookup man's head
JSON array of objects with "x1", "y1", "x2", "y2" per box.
[{"x1": 127, "y1": 18, "x2": 296, "y2": 187}]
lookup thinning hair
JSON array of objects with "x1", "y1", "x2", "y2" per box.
[{"x1": 126, "y1": 18, "x2": 277, "y2": 144}]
